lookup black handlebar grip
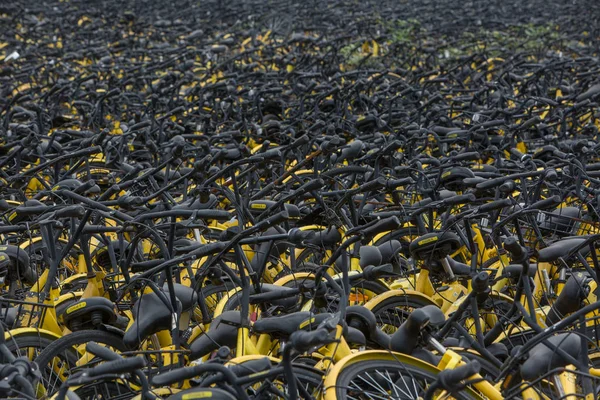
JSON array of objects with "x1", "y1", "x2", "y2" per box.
[
  {"x1": 553, "y1": 149, "x2": 568, "y2": 159},
  {"x1": 128, "y1": 120, "x2": 152, "y2": 132},
  {"x1": 55, "y1": 205, "x2": 86, "y2": 219},
  {"x1": 189, "y1": 242, "x2": 229, "y2": 259},
  {"x1": 0, "y1": 200, "x2": 13, "y2": 211},
  {"x1": 93, "y1": 129, "x2": 109, "y2": 145},
  {"x1": 288, "y1": 228, "x2": 316, "y2": 245},
  {"x1": 223, "y1": 148, "x2": 242, "y2": 160},
  {"x1": 296, "y1": 178, "x2": 324, "y2": 194},
  {"x1": 444, "y1": 193, "x2": 476, "y2": 206},
  {"x1": 410, "y1": 204, "x2": 433, "y2": 218},
  {"x1": 104, "y1": 88, "x2": 121, "y2": 98},
  {"x1": 227, "y1": 358, "x2": 272, "y2": 378},
  {"x1": 357, "y1": 177, "x2": 386, "y2": 193},
  {"x1": 190, "y1": 210, "x2": 232, "y2": 221},
  {"x1": 475, "y1": 177, "x2": 506, "y2": 190},
  {"x1": 320, "y1": 136, "x2": 343, "y2": 153},
  {"x1": 73, "y1": 180, "x2": 98, "y2": 194},
  {"x1": 288, "y1": 135, "x2": 310, "y2": 149},
  {"x1": 382, "y1": 140, "x2": 403, "y2": 154},
  {"x1": 0, "y1": 225, "x2": 27, "y2": 234},
  {"x1": 509, "y1": 148, "x2": 530, "y2": 161},
  {"x1": 453, "y1": 152, "x2": 480, "y2": 161},
  {"x1": 545, "y1": 169, "x2": 558, "y2": 181},
  {"x1": 117, "y1": 196, "x2": 143, "y2": 208},
  {"x1": 520, "y1": 116, "x2": 541, "y2": 130},
  {"x1": 361, "y1": 216, "x2": 401, "y2": 238},
  {"x1": 478, "y1": 198, "x2": 512, "y2": 213},
  {"x1": 481, "y1": 119, "x2": 505, "y2": 128},
  {"x1": 384, "y1": 178, "x2": 413, "y2": 190},
  {"x1": 249, "y1": 287, "x2": 301, "y2": 304},
  {"x1": 254, "y1": 211, "x2": 290, "y2": 231},
  {"x1": 118, "y1": 163, "x2": 139, "y2": 174},
  {"x1": 290, "y1": 328, "x2": 331, "y2": 353},
  {"x1": 432, "y1": 126, "x2": 456, "y2": 134},
  {"x1": 528, "y1": 195, "x2": 561, "y2": 211},
  {"x1": 80, "y1": 146, "x2": 103, "y2": 156},
  {"x1": 499, "y1": 180, "x2": 516, "y2": 193},
  {"x1": 519, "y1": 116, "x2": 542, "y2": 129},
  {"x1": 87, "y1": 357, "x2": 146, "y2": 377},
  {"x1": 259, "y1": 148, "x2": 282, "y2": 161},
  {"x1": 571, "y1": 99, "x2": 591, "y2": 111},
  {"x1": 130, "y1": 259, "x2": 164, "y2": 273},
  {"x1": 15, "y1": 205, "x2": 49, "y2": 216},
  {"x1": 362, "y1": 263, "x2": 394, "y2": 280},
  {"x1": 19, "y1": 134, "x2": 36, "y2": 147},
  {"x1": 82, "y1": 225, "x2": 122, "y2": 234},
  {"x1": 503, "y1": 237, "x2": 526, "y2": 262},
  {"x1": 471, "y1": 272, "x2": 490, "y2": 294},
  {"x1": 339, "y1": 140, "x2": 364, "y2": 161},
  {"x1": 193, "y1": 154, "x2": 214, "y2": 172},
  {"x1": 86, "y1": 342, "x2": 122, "y2": 361},
  {"x1": 152, "y1": 366, "x2": 198, "y2": 387},
  {"x1": 418, "y1": 156, "x2": 441, "y2": 167},
  {"x1": 576, "y1": 85, "x2": 600, "y2": 102},
  {"x1": 509, "y1": 147, "x2": 523, "y2": 158}
]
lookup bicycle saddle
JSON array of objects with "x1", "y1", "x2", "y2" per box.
[
  {"x1": 520, "y1": 333, "x2": 581, "y2": 381},
  {"x1": 253, "y1": 311, "x2": 313, "y2": 337},
  {"x1": 167, "y1": 388, "x2": 236, "y2": 400},
  {"x1": 189, "y1": 311, "x2": 241, "y2": 360},
  {"x1": 537, "y1": 237, "x2": 590, "y2": 262},
  {"x1": 162, "y1": 283, "x2": 198, "y2": 312},
  {"x1": 502, "y1": 264, "x2": 538, "y2": 278},
  {"x1": 410, "y1": 231, "x2": 461, "y2": 261},
  {"x1": 304, "y1": 226, "x2": 342, "y2": 247},
  {"x1": 123, "y1": 292, "x2": 182, "y2": 349}
]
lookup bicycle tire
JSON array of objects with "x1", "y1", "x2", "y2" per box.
[
  {"x1": 365, "y1": 291, "x2": 437, "y2": 334},
  {"x1": 220, "y1": 267, "x2": 389, "y2": 314},
  {"x1": 34, "y1": 329, "x2": 128, "y2": 397},
  {"x1": 197, "y1": 282, "x2": 238, "y2": 321},
  {"x1": 226, "y1": 356, "x2": 324, "y2": 399},
  {"x1": 326, "y1": 353, "x2": 483, "y2": 400},
  {"x1": 71, "y1": 381, "x2": 136, "y2": 400},
  {"x1": 4, "y1": 330, "x2": 56, "y2": 360}
]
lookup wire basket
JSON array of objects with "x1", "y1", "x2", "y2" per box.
[
  {"x1": 0, "y1": 296, "x2": 54, "y2": 329},
  {"x1": 497, "y1": 208, "x2": 599, "y2": 249}
]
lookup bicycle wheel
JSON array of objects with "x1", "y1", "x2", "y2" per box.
[
  {"x1": 278, "y1": 269, "x2": 389, "y2": 314},
  {"x1": 226, "y1": 356, "x2": 324, "y2": 399},
  {"x1": 321, "y1": 166, "x2": 374, "y2": 191},
  {"x1": 71, "y1": 381, "x2": 137, "y2": 400},
  {"x1": 452, "y1": 348, "x2": 501, "y2": 380},
  {"x1": 372, "y1": 226, "x2": 420, "y2": 259},
  {"x1": 325, "y1": 352, "x2": 483, "y2": 400},
  {"x1": 274, "y1": 364, "x2": 324, "y2": 399},
  {"x1": 4, "y1": 330, "x2": 56, "y2": 360},
  {"x1": 295, "y1": 246, "x2": 330, "y2": 271},
  {"x1": 34, "y1": 329, "x2": 128, "y2": 397},
  {"x1": 197, "y1": 282, "x2": 238, "y2": 321},
  {"x1": 365, "y1": 291, "x2": 437, "y2": 334},
  {"x1": 444, "y1": 292, "x2": 521, "y2": 349}
]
